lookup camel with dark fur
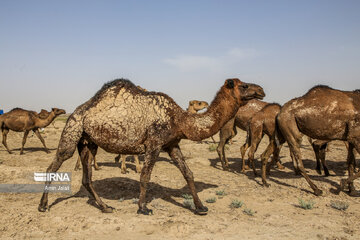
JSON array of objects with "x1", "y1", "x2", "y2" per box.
[
  {"x1": 216, "y1": 99, "x2": 268, "y2": 171},
  {"x1": 38, "y1": 78, "x2": 265, "y2": 215},
  {"x1": 241, "y1": 103, "x2": 285, "y2": 186},
  {"x1": 268, "y1": 86, "x2": 360, "y2": 196},
  {"x1": 0, "y1": 108, "x2": 66, "y2": 154}
]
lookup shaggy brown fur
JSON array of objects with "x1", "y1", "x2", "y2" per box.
[
  {"x1": 240, "y1": 103, "x2": 285, "y2": 186},
  {"x1": 38, "y1": 78, "x2": 265, "y2": 215},
  {"x1": 216, "y1": 99, "x2": 268, "y2": 171},
  {"x1": 0, "y1": 108, "x2": 66, "y2": 154},
  {"x1": 273, "y1": 85, "x2": 360, "y2": 196}
]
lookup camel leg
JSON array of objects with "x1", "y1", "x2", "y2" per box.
[
  {"x1": 2, "y1": 128, "x2": 12, "y2": 154},
  {"x1": 168, "y1": 145, "x2": 208, "y2": 215},
  {"x1": 216, "y1": 130, "x2": 231, "y2": 170},
  {"x1": 79, "y1": 140, "x2": 112, "y2": 212},
  {"x1": 93, "y1": 156, "x2": 100, "y2": 170},
  {"x1": 266, "y1": 143, "x2": 283, "y2": 174},
  {"x1": 33, "y1": 129, "x2": 50, "y2": 153},
  {"x1": 211, "y1": 136, "x2": 216, "y2": 143},
  {"x1": 20, "y1": 130, "x2": 30, "y2": 155},
  {"x1": 260, "y1": 138, "x2": 276, "y2": 187},
  {"x1": 120, "y1": 155, "x2": 128, "y2": 174},
  {"x1": 74, "y1": 155, "x2": 81, "y2": 171},
  {"x1": 339, "y1": 142, "x2": 359, "y2": 194},
  {"x1": 114, "y1": 154, "x2": 120, "y2": 163},
  {"x1": 134, "y1": 155, "x2": 142, "y2": 173},
  {"x1": 247, "y1": 123, "x2": 263, "y2": 177},
  {"x1": 137, "y1": 149, "x2": 160, "y2": 215},
  {"x1": 312, "y1": 141, "x2": 329, "y2": 176},
  {"x1": 240, "y1": 132, "x2": 250, "y2": 172}
]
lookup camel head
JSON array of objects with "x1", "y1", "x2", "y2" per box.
[
  {"x1": 188, "y1": 100, "x2": 209, "y2": 112},
  {"x1": 51, "y1": 108, "x2": 66, "y2": 116},
  {"x1": 224, "y1": 78, "x2": 265, "y2": 102}
]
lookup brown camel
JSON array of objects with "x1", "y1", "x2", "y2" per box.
[
  {"x1": 240, "y1": 103, "x2": 285, "y2": 186},
  {"x1": 216, "y1": 99, "x2": 268, "y2": 171},
  {"x1": 0, "y1": 108, "x2": 66, "y2": 154},
  {"x1": 267, "y1": 86, "x2": 360, "y2": 196},
  {"x1": 38, "y1": 78, "x2": 265, "y2": 215}
]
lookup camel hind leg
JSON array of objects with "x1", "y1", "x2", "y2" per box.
[
  {"x1": 2, "y1": 128, "x2": 12, "y2": 154},
  {"x1": 216, "y1": 119, "x2": 235, "y2": 171},
  {"x1": 278, "y1": 115, "x2": 323, "y2": 196},
  {"x1": 240, "y1": 131, "x2": 250, "y2": 172}
]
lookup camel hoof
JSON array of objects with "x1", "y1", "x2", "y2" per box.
[
  {"x1": 195, "y1": 206, "x2": 208, "y2": 215},
  {"x1": 263, "y1": 182, "x2": 271, "y2": 188},
  {"x1": 8, "y1": 151, "x2": 13, "y2": 154},
  {"x1": 276, "y1": 164, "x2": 285, "y2": 170},
  {"x1": 137, "y1": 208, "x2": 153, "y2": 215},
  {"x1": 20, "y1": 152, "x2": 24, "y2": 155},
  {"x1": 102, "y1": 206, "x2": 115, "y2": 213},
  {"x1": 45, "y1": 150, "x2": 51, "y2": 154},
  {"x1": 121, "y1": 169, "x2": 128, "y2": 174},
  {"x1": 136, "y1": 168, "x2": 142, "y2": 173},
  {"x1": 316, "y1": 168, "x2": 322, "y2": 175},
  {"x1": 38, "y1": 204, "x2": 48, "y2": 212},
  {"x1": 314, "y1": 189, "x2": 323, "y2": 196},
  {"x1": 94, "y1": 167, "x2": 101, "y2": 171},
  {"x1": 244, "y1": 165, "x2": 250, "y2": 170}
]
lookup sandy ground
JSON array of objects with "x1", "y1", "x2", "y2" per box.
[{"x1": 0, "y1": 119, "x2": 359, "y2": 240}]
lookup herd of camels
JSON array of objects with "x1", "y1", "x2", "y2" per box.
[{"x1": 0, "y1": 78, "x2": 359, "y2": 215}]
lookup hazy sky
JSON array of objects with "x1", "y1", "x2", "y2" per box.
[{"x1": 1, "y1": 0, "x2": 359, "y2": 112}]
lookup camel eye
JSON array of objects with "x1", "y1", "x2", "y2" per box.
[{"x1": 242, "y1": 85, "x2": 249, "y2": 89}]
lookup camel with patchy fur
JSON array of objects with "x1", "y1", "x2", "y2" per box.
[
  {"x1": 0, "y1": 108, "x2": 65, "y2": 154},
  {"x1": 268, "y1": 86, "x2": 360, "y2": 196},
  {"x1": 216, "y1": 99, "x2": 268, "y2": 171},
  {"x1": 38, "y1": 78, "x2": 265, "y2": 215}
]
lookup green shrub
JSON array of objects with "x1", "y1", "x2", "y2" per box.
[
  {"x1": 230, "y1": 199, "x2": 243, "y2": 209},
  {"x1": 330, "y1": 200, "x2": 349, "y2": 211},
  {"x1": 298, "y1": 198, "x2": 315, "y2": 210},
  {"x1": 215, "y1": 190, "x2": 226, "y2": 196},
  {"x1": 208, "y1": 144, "x2": 217, "y2": 152},
  {"x1": 206, "y1": 197, "x2": 217, "y2": 203},
  {"x1": 243, "y1": 208, "x2": 255, "y2": 216},
  {"x1": 183, "y1": 199, "x2": 195, "y2": 210},
  {"x1": 182, "y1": 193, "x2": 193, "y2": 200}
]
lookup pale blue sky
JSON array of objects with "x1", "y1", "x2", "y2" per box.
[{"x1": 1, "y1": 0, "x2": 359, "y2": 112}]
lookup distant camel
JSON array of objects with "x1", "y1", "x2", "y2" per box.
[
  {"x1": 267, "y1": 86, "x2": 360, "y2": 196},
  {"x1": 216, "y1": 99, "x2": 268, "y2": 171},
  {"x1": 39, "y1": 78, "x2": 265, "y2": 214},
  {"x1": 0, "y1": 108, "x2": 65, "y2": 154}
]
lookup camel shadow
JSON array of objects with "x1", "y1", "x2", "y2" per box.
[
  {"x1": 48, "y1": 177, "x2": 217, "y2": 213},
  {"x1": 98, "y1": 156, "x2": 172, "y2": 170},
  {"x1": 11, "y1": 147, "x2": 57, "y2": 153}
]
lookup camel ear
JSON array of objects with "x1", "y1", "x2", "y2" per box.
[
  {"x1": 51, "y1": 108, "x2": 55, "y2": 112},
  {"x1": 226, "y1": 79, "x2": 234, "y2": 89},
  {"x1": 189, "y1": 101, "x2": 194, "y2": 106}
]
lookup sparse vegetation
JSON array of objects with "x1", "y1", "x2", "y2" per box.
[
  {"x1": 230, "y1": 199, "x2": 243, "y2": 209},
  {"x1": 206, "y1": 197, "x2": 217, "y2": 203},
  {"x1": 208, "y1": 144, "x2": 217, "y2": 152},
  {"x1": 182, "y1": 193, "x2": 193, "y2": 200},
  {"x1": 215, "y1": 190, "x2": 226, "y2": 196},
  {"x1": 298, "y1": 198, "x2": 315, "y2": 210},
  {"x1": 132, "y1": 198, "x2": 139, "y2": 204},
  {"x1": 330, "y1": 200, "x2": 349, "y2": 211},
  {"x1": 118, "y1": 197, "x2": 124, "y2": 202},
  {"x1": 183, "y1": 199, "x2": 195, "y2": 210},
  {"x1": 243, "y1": 208, "x2": 255, "y2": 216}
]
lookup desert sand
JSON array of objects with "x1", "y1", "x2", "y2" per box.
[{"x1": 0, "y1": 119, "x2": 359, "y2": 240}]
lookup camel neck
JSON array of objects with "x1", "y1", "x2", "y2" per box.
[
  {"x1": 180, "y1": 88, "x2": 239, "y2": 141},
  {"x1": 36, "y1": 112, "x2": 56, "y2": 128}
]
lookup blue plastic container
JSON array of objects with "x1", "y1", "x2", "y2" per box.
[{"x1": 0, "y1": 109, "x2": 3, "y2": 115}]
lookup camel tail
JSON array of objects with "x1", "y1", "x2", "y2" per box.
[{"x1": 274, "y1": 116, "x2": 285, "y2": 147}]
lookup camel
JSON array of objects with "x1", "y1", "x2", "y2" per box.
[
  {"x1": 0, "y1": 108, "x2": 66, "y2": 154},
  {"x1": 267, "y1": 86, "x2": 360, "y2": 196},
  {"x1": 240, "y1": 103, "x2": 285, "y2": 186},
  {"x1": 216, "y1": 99, "x2": 268, "y2": 171},
  {"x1": 38, "y1": 78, "x2": 265, "y2": 215}
]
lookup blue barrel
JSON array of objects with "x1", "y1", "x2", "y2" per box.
[{"x1": 0, "y1": 109, "x2": 3, "y2": 115}]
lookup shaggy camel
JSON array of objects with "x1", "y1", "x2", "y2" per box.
[
  {"x1": 75, "y1": 86, "x2": 148, "y2": 173},
  {"x1": 216, "y1": 99, "x2": 268, "y2": 171},
  {"x1": 267, "y1": 86, "x2": 360, "y2": 196},
  {"x1": 241, "y1": 103, "x2": 285, "y2": 186},
  {"x1": 38, "y1": 78, "x2": 265, "y2": 215},
  {"x1": 0, "y1": 108, "x2": 66, "y2": 154}
]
